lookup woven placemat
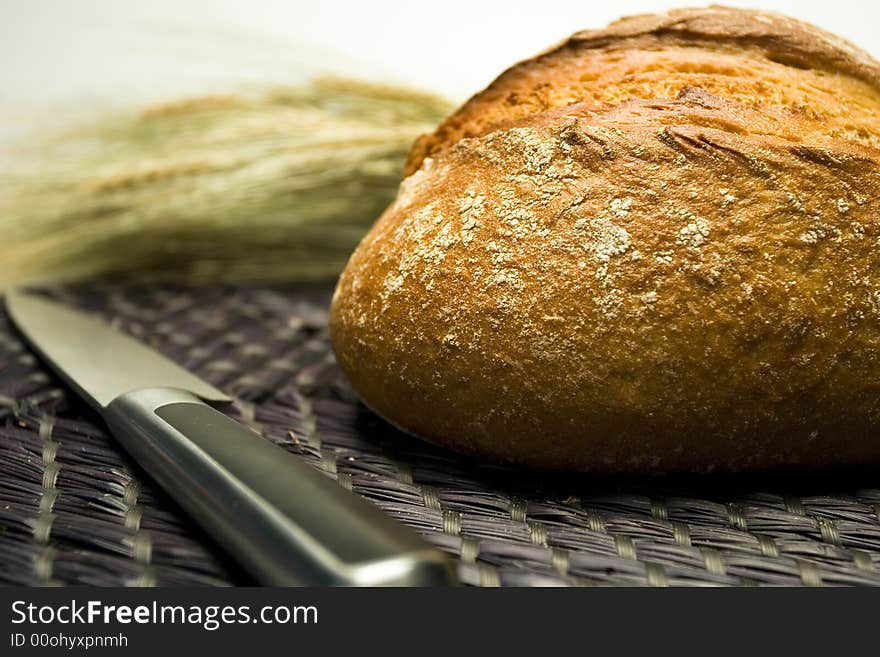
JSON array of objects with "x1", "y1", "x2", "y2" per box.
[{"x1": 1, "y1": 284, "x2": 880, "y2": 586}]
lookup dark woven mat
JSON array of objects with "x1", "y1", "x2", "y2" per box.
[{"x1": 2, "y1": 284, "x2": 880, "y2": 586}]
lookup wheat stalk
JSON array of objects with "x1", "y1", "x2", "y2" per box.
[{"x1": 0, "y1": 77, "x2": 450, "y2": 288}]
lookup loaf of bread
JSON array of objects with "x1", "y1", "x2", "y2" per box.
[{"x1": 329, "y1": 6, "x2": 880, "y2": 473}]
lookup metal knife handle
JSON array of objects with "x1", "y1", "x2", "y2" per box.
[{"x1": 103, "y1": 387, "x2": 457, "y2": 586}]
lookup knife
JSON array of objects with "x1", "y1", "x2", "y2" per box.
[{"x1": 5, "y1": 289, "x2": 457, "y2": 586}]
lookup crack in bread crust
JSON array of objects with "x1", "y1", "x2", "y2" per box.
[{"x1": 405, "y1": 6, "x2": 880, "y2": 175}]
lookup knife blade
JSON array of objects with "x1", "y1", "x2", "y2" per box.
[{"x1": 5, "y1": 289, "x2": 457, "y2": 586}]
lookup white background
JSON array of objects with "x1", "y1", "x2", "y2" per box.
[{"x1": 2, "y1": 1, "x2": 880, "y2": 111}]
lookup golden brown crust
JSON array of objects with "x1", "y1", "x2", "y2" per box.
[
  {"x1": 405, "y1": 5, "x2": 880, "y2": 175},
  {"x1": 331, "y1": 7, "x2": 880, "y2": 472}
]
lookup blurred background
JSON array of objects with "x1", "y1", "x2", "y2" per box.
[{"x1": 3, "y1": 0, "x2": 880, "y2": 111}]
